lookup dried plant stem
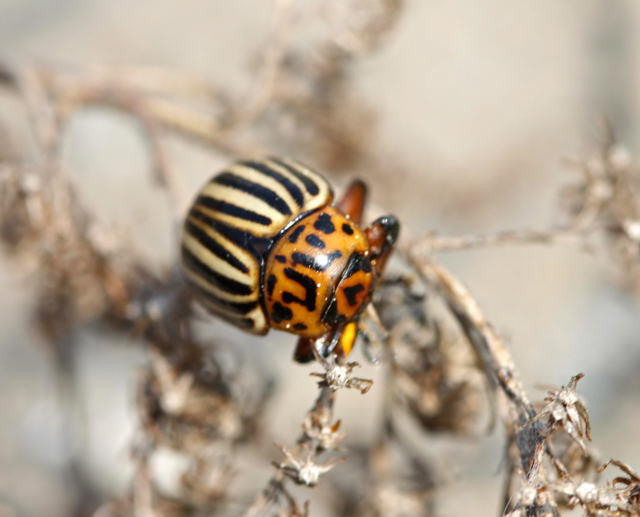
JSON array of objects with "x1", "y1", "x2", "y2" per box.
[
  {"x1": 244, "y1": 386, "x2": 336, "y2": 517},
  {"x1": 244, "y1": 347, "x2": 376, "y2": 517},
  {"x1": 406, "y1": 252, "x2": 547, "y2": 480},
  {"x1": 230, "y1": 0, "x2": 296, "y2": 128},
  {"x1": 408, "y1": 254, "x2": 533, "y2": 413},
  {"x1": 36, "y1": 69, "x2": 264, "y2": 156},
  {"x1": 416, "y1": 227, "x2": 589, "y2": 253},
  {"x1": 14, "y1": 67, "x2": 60, "y2": 158},
  {"x1": 244, "y1": 386, "x2": 337, "y2": 517},
  {"x1": 58, "y1": 64, "x2": 223, "y2": 98}
]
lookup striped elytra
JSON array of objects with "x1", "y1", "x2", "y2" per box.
[{"x1": 181, "y1": 157, "x2": 334, "y2": 334}]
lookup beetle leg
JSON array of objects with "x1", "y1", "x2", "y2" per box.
[
  {"x1": 365, "y1": 215, "x2": 400, "y2": 276},
  {"x1": 293, "y1": 321, "x2": 359, "y2": 363},
  {"x1": 337, "y1": 179, "x2": 367, "y2": 225},
  {"x1": 293, "y1": 327, "x2": 339, "y2": 363},
  {"x1": 352, "y1": 215, "x2": 399, "y2": 360},
  {"x1": 293, "y1": 336, "x2": 319, "y2": 363}
]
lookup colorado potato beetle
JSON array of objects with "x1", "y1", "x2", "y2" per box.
[{"x1": 181, "y1": 157, "x2": 399, "y2": 362}]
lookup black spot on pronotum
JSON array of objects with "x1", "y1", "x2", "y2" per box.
[
  {"x1": 314, "y1": 213, "x2": 335, "y2": 234},
  {"x1": 322, "y1": 250, "x2": 343, "y2": 268},
  {"x1": 342, "y1": 223, "x2": 354, "y2": 235},
  {"x1": 305, "y1": 234, "x2": 325, "y2": 249},
  {"x1": 291, "y1": 252, "x2": 316, "y2": 270},
  {"x1": 288, "y1": 225, "x2": 305, "y2": 243},
  {"x1": 272, "y1": 302, "x2": 293, "y2": 323},
  {"x1": 293, "y1": 323, "x2": 308, "y2": 331},
  {"x1": 343, "y1": 283, "x2": 365, "y2": 306},
  {"x1": 292, "y1": 250, "x2": 342, "y2": 271},
  {"x1": 282, "y1": 267, "x2": 317, "y2": 311},
  {"x1": 275, "y1": 254, "x2": 287, "y2": 263},
  {"x1": 266, "y1": 274, "x2": 277, "y2": 298}
]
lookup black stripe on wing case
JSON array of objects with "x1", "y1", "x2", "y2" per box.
[
  {"x1": 199, "y1": 299, "x2": 256, "y2": 329},
  {"x1": 241, "y1": 160, "x2": 304, "y2": 207},
  {"x1": 189, "y1": 209, "x2": 271, "y2": 259},
  {"x1": 269, "y1": 158, "x2": 320, "y2": 196},
  {"x1": 197, "y1": 195, "x2": 272, "y2": 226},
  {"x1": 236, "y1": 317, "x2": 256, "y2": 329},
  {"x1": 184, "y1": 219, "x2": 250, "y2": 274},
  {"x1": 214, "y1": 172, "x2": 292, "y2": 215},
  {"x1": 209, "y1": 218, "x2": 272, "y2": 259},
  {"x1": 192, "y1": 284, "x2": 259, "y2": 315},
  {"x1": 182, "y1": 245, "x2": 253, "y2": 296}
]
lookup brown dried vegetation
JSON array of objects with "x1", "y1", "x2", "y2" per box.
[{"x1": 1, "y1": 2, "x2": 639, "y2": 516}]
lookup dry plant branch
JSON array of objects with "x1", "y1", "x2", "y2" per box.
[
  {"x1": 244, "y1": 355, "x2": 372, "y2": 517},
  {"x1": 414, "y1": 128, "x2": 640, "y2": 296},
  {"x1": 403, "y1": 249, "x2": 640, "y2": 516},
  {"x1": 404, "y1": 253, "x2": 543, "y2": 474},
  {"x1": 36, "y1": 66, "x2": 263, "y2": 155},
  {"x1": 417, "y1": 227, "x2": 589, "y2": 253},
  {"x1": 229, "y1": 0, "x2": 297, "y2": 128}
]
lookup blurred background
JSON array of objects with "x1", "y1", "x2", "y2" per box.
[{"x1": 1, "y1": 1, "x2": 639, "y2": 516}]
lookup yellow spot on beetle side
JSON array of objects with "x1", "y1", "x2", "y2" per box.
[{"x1": 339, "y1": 322, "x2": 358, "y2": 356}]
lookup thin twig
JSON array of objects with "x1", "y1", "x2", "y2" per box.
[
  {"x1": 405, "y1": 252, "x2": 548, "y2": 483},
  {"x1": 230, "y1": 0, "x2": 297, "y2": 128},
  {"x1": 244, "y1": 351, "x2": 371, "y2": 516},
  {"x1": 42, "y1": 70, "x2": 263, "y2": 155},
  {"x1": 243, "y1": 385, "x2": 338, "y2": 517},
  {"x1": 415, "y1": 227, "x2": 588, "y2": 253}
]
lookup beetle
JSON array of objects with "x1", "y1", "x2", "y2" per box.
[{"x1": 181, "y1": 157, "x2": 399, "y2": 362}]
